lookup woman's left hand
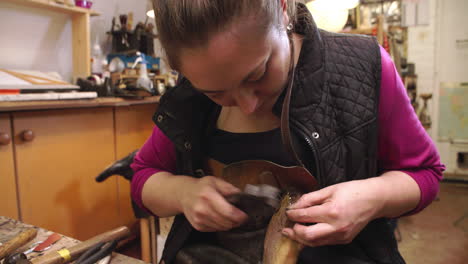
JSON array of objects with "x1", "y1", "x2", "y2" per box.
[{"x1": 282, "y1": 179, "x2": 384, "y2": 247}]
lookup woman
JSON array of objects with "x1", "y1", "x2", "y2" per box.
[{"x1": 131, "y1": 0, "x2": 445, "y2": 263}]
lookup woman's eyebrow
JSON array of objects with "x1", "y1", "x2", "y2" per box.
[
  {"x1": 192, "y1": 55, "x2": 269, "y2": 94},
  {"x1": 241, "y1": 57, "x2": 269, "y2": 83},
  {"x1": 193, "y1": 86, "x2": 226, "y2": 94}
]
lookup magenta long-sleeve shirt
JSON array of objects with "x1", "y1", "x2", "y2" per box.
[{"x1": 131, "y1": 47, "x2": 445, "y2": 215}]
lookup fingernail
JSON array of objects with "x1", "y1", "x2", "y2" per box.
[{"x1": 282, "y1": 230, "x2": 289, "y2": 237}]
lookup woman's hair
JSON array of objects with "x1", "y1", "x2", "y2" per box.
[{"x1": 152, "y1": 0, "x2": 298, "y2": 70}]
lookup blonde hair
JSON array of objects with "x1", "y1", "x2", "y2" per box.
[{"x1": 152, "y1": 0, "x2": 298, "y2": 70}]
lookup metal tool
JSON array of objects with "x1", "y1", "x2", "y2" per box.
[
  {"x1": 27, "y1": 233, "x2": 61, "y2": 254},
  {"x1": 5, "y1": 233, "x2": 63, "y2": 263},
  {"x1": 227, "y1": 184, "x2": 281, "y2": 209},
  {"x1": 4, "y1": 233, "x2": 62, "y2": 264},
  {"x1": 74, "y1": 240, "x2": 118, "y2": 264}
]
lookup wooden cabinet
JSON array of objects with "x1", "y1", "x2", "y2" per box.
[
  {"x1": 0, "y1": 114, "x2": 19, "y2": 220},
  {"x1": 0, "y1": 99, "x2": 157, "y2": 240}
]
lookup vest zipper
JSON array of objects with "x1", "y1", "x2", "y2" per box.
[{"x1": 291, "y1": 120, "x2": 321, "y2": 183}]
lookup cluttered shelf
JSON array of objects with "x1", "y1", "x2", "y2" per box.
[{"x1": 0, "y1": 96, "x2": 160, "y2": 112}]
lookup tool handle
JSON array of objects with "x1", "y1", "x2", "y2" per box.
[
  {"x1": 30, "y1": 226, "x2": 130, "y2": 264},
  {"x1": 0, "y1": 228, "x2": 37, "y2": 260}
]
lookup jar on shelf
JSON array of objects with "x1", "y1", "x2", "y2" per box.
[{"x1": 75, "y1": 0, "x2": 93, "y2": 9}]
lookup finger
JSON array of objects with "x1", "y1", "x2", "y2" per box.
[
  {"x1": 203, "y1": 217, "x2": 232, "y2": 231},
  {"x1": 281, "y1": 227, "x2": 311, "y2": 248},
  {"x1": 210, "y1": 191, "x2": 248, "y2": 225},
  {"x1": 213, "y1": 177, "x2": 241, "y2": 196},
  {"x1": 188, "y1": 214, "x2": 227, "y2": 232},
  {"x1": 286, "y1": 204, "x2": 329, "y2": 223},
  {"x1": 292, "y1": 223, "x2": 335, "y2": 244},
  {"x1": 289, "y1": 188, "x2": 331, "y2": 209},
  {"x1": 206, "y1": 208, "x2": 241, "y2": 230},
  {"x1": 193, "y1": 222, "x2": 218, "y2": 232}
]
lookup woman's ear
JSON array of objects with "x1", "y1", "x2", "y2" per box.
[
  {"x1": 281, "y1": 0, "x2": 290, "y2": 28},
  {"x1": 281, "y1": 0, "x2": 287, "y2": 11}
]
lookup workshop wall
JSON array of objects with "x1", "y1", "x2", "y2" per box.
[
  {"x1": 407, "y1": 0, "x2": 468, "y2": 175},
  {"x1": 0, "y1": 0, "x2": 162, "y2": 82},
  {"x1": 0, "y1": 1, "x2": 73, "y2": 82}
]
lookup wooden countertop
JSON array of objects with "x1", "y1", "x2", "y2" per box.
[
  {"x1": 0, "y1": 96, "x2": 160, "y2": 112},
  {"x1": 0, "y1": 216, "x2": 147, "y2": 264}
]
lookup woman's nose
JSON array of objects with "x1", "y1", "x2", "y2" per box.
[{"x1": 233, "y1": 87, "x2": 259, "y2": 115}]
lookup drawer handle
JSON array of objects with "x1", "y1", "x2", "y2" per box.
[
  {"x1": 21, "y1": 130, "x2": 35, "y2": 142},
  {"x1": 0, "y1": 132, "x2": 11, "y2": 145}
]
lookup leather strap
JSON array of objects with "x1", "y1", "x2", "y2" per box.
[{"x1": 280, "y1": 34, "x2": 304, "y2": 168}]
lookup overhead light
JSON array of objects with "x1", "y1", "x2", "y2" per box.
[
  {"x1": 146, "y1": 9, "x2": 155, "y2": 18},
  {"x1": 342, "y1": 0, "x2": 360, "y2": 9},
  {"x1": 309, "y1": 0, "x2": 359, "y2": 10},
  {"x1": 306, "y1": 0, "x2": 358, "y2": 33}
]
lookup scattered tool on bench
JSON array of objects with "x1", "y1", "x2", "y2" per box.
[
  {"x1": 6, "y1": 226, "x2": 130, "y2": 264},
  {"x1": 4, "y1": 233, "x2": 62, "y2": 264},
  {"x1": 0, "y1": 228, "x2": 37, "y2": 261}
]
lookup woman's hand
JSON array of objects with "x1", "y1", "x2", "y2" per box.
[
  {"x1": 282, "y1": 179, "x2": 385, "y2": 247},
  {"x1": 179, "y1": 176, "x2": 249, "y2": 232}
]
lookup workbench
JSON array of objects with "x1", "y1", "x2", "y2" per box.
[{"x1": 0, "y1": 216, "x2": 147, "y2": 264}]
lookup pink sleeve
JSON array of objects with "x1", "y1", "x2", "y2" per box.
[
  {"x1": 130, "y1": 125, "x2": 176, "y2": 212},
  {"x1": 378, "y1": 46, "x2": 445, "y2": 215}
]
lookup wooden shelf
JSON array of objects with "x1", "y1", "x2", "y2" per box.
[
  {"x1": 3, "y1": 0, "x2": 101, "y2": 16},
  {"x1": 4, "y1": 0, "x2": 102, "y2": 80},
  {"x1": 0, "y1": 96, "x2": 160, "y2": 112}
]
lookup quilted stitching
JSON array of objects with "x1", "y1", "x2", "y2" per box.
[{"x1": 291, "y1": 31, "x2": 380, "y2": 154}]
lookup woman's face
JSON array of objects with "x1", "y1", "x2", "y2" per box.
[{"x1": 179, "y1": 18, "x2": 291, "y2": 116}]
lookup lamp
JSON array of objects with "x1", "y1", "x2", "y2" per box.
[
  {"x1": 146, "y1": 9, "x2": 155, "y2": 18},
  {"x1": 306, "y1": 0, "x2": 359, "y2": 32}
]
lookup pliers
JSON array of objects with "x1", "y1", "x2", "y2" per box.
[{"x1": 74, "y1": 239, "x2": 118, "y2": 264}]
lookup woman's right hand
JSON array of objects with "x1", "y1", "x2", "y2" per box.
[{"x1": 179, "y1": 176, "x2": 248, "y2": 232}]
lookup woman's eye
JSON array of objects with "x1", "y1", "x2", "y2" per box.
[
  {"x1": 246, "y1": 65, "x2": 267, "y2": 83},
  {"x1": 207, "y1": 92, "x2": 223, "y2": 99}
]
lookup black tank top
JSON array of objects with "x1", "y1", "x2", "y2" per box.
[{"x1": 206, "y1": 127, "x2": 296, "y2": 166}]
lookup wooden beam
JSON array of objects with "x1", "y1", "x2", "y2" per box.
[
  {"x1": 3, "y1": 0, "x2": 100, "y2": 16},
  {"x1": 72, "y1": 13, "x2": 91, "y2": 80}
]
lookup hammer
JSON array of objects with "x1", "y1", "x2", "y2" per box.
[
  {"x1": 7, "y1": 226, "x2": 130, "y2": 264},
  {"x1": 0, "y1": 228, "x2": 37, "y2": 261}
]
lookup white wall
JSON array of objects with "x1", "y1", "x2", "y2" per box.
[
  {"x1": 407, "y1": 0, "x2": 468, "y2": 175},
  {"x1": 0, "y1": 2, "x2": 73, "y2": 81},
  {"x1": 0, "y1": 0, "x2": 162, "y2": 82},
  {"x1": 406, "y1": 0, "x2": 438, "y2": 134}
]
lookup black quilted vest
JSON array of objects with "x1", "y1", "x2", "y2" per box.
[{"x1": 153, "y1": 5, "x2": 405, "y2": 264}]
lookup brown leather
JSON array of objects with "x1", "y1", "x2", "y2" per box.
[
  {"x1": 280, "y1": 34, "x2": 304, "y2": 167},
  {"x1": 207, "y1": 159, "x2": 317, "y2": 194},
  {"x1": 203, "y1": 159, "x2": 317, "y2": 264},
  {"x1": 264, "y1": 192, "x2": 304, "y2": 264}
]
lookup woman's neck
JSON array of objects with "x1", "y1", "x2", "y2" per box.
[{"x1": 217, "y1": 106, "x2": 280, "y2": 133}]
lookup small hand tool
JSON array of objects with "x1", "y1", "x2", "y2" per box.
[
  {"x1": 23, "y1": 226, "x2": 129, "y2": 264},
  {"x1": 74, "y1": 240, "x2": 118, "y2": 264},
  {"x1": 0, "y1": 228, "x2": 37, "y2": 261},
  {"x1": 5, "y1": 233, "x2": 62, "y2": 264},
  {"x1": 27, "y1": 233, "x2": 61, "y2": 254},
  {"x1": 227, "y1": 184, "x2": 281, "y2": 209}
]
